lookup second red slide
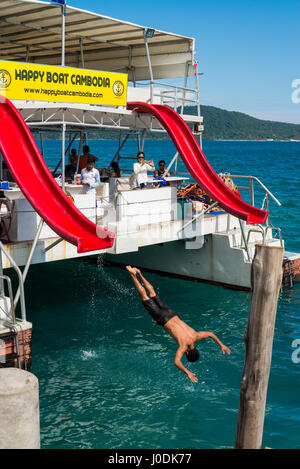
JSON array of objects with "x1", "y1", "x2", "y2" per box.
[{"x1": 128, "y1": 102, "x2": 268, "y2": 225}]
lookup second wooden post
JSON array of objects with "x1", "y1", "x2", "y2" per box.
[{"x1": 235, "y1": 244, "x2": 283, "y2": 449}]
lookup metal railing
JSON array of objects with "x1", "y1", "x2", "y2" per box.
[
  {"x1": 134, "y1": 80, "x2": 201, "y2": 116},
  {"x1": 229, "y1": 175, "x2": 281, "y2": 209},
  {"x1": 264, "y1": 225, "x2": 283, "y2": 246},
  {"x1": 0, "y1": 241, "x2": 26, "y2": 322},
  {"x1": 151, "y1": 81, "x2": 200, "y2": 115},
  {"x1": 0, "y1": 275, "x2": 22, "y2": 369},
  {"x1": 173, "y1": 172, "x2": 282, "y2": 256},
  {"x1": 0, "y1": 275, "x2": 16, "y2": 322},
  {"x1": 230, "y1": 175, "x2": 283, "y2": 254},
  {"x1": 0, "y1": 220, "x2": 43, "y2": 368}
]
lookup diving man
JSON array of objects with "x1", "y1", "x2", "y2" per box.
[{"x1": 126, "y1": 266, "x2": 231, "y2": 383}]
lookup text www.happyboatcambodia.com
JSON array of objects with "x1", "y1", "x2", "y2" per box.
[{"x1": 23, "y1": 87, "x2": 103, "y2": 99}]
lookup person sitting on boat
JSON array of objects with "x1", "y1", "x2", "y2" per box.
[
  {"x1": 65, "y1": 149, "x2": 78, "y2": 181},
  {"x1": 126, "y1": 266, "x2": 230, "y2": 383},
  {"x1": 79, "y1": 145, "x2": 99, "y2": 172},
  {"x1": 133, "y1": 152, "x2": 155, "y2": 189},
  {"x1": 80, "y1": 157, "x2": 101, "y2": 199},
  {"x1": 218, "y1": 173, "x2": 241, "y2": 198},
  {"x1": 154, "y1": 160, "x2": 171, "y2": 178}
]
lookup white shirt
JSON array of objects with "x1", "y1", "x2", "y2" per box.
[
  {"x1": 80, "y1": 167, "x2": 100, "y2": 197},
  {"x1": 133, "y1": 162, "x2": 154, "y2": 186}
]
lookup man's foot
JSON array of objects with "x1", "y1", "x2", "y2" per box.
[
  {"x1": 132, "y1": 267, "x2": 142, "y2": 276},
  {"x1": 126, "y1": 265, "x2": 137, "y2": 276}
]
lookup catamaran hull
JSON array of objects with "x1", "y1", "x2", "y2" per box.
[
  {"x1": 105, "y1": 234, "x2": 253, "y2": 290},
  {"x1": 105, "y1": 233, "x2": 296, "y2": 290}
]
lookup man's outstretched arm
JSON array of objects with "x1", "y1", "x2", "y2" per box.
[
  {"x1": 174, "y1": 347, "x2": 198, "y2": 383},
  {"x1": 197, "y1": 331, "x2": 230, "y2": 355}
]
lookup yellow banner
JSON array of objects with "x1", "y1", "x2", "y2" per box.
[{"x1": 0, "y1": 61, "x2": 127, "y2": 106}]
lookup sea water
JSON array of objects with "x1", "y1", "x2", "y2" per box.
[{"x1": 23, "y1": 140, "x2": 300, "y2": 449}]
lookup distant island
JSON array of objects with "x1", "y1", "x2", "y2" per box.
[
  {"x1": 183, "y1": 105, "x2": 300, "y2": 141},
  {"x1": 32, "y1": 104, "x2": 300, "y2": 141}
]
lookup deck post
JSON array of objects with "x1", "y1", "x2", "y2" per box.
[
  {"x1": 61, "y1": 121, "x2": 66, "y2": 192},
  {"x1": 235, "y1": 244, "x2": 283, "y2": 449},
  {"x1": 80, "y1": 38, "x2": 85, "y2": 68},
  {"x1": 61, "y1": 4, "x2": 66, "y2": 67},
  {"x1": 194, "y1": 60, "x2": 201, "y2": 119},
  {"x1": 165, "y1": 151, "x2": 178, "y2": 177},
  {"x1": 141, "y1": 128, "x2": 146, "y2": 152},
  {"x1": 76, "y1": 131, "x2": 83, "y2": 176},
  {"x1": 144, "y1": 31, "x2": 154, "y2": 103}
]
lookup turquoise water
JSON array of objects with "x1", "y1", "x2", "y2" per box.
[{"x1": 23, "y1": 140, "x2": 300, "y2": 449}]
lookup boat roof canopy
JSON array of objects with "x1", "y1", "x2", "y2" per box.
[{"x1": 0, "y1": 0, "x2": 196, "y2": 81}]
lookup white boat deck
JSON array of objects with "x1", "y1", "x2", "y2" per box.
[
  {"x1": 0, "y1": 175, "x2": 250, "y2": 268},
  {"x1": 0, "y1": 174, "x2": 278, "y2": 271}
]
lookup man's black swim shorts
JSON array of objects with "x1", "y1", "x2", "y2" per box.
[{"x1": 142, "y1": 295, "x2": 176, "y2": 326}]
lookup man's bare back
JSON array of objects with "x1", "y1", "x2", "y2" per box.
[{"x1": 126, "y1": 266, "x2": 230, "y2": 383}]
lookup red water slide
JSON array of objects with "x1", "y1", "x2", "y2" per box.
[
  {"x1": 0, "y1": 97, "x2": 114, "y2": 253},
  {"x1": 128, "y1": 102, "x2": 268, "y2": 225}
]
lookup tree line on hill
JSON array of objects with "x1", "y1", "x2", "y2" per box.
[
  {"x1": 32, "y1": 105, "x2": 300, "y2": 141},
  {"x1": 183, "y1": 105, "x2": 300, "y2": 140}
]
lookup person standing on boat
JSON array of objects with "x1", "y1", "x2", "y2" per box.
[
  {"x1": 65, "y1": 149, "x2": 78, "y2": 181},
  {"x1": 80, "y1": 157, "x2": 100, "y2": 201},
  {"x1": 126, "y1": 266, "x2": 231, "y2": 383},
  {"x1": 133, "y1": 152, "x2": 155, "y2": 189},
  {"x1": 79, "y1": 145, "x2": 99, "y2": 172}
]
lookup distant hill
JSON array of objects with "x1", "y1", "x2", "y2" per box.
[
  {"x1": 183, "y1": 105, "x2": 300, "y2": 141},
  {"x1": 32, "y1": 104, "x2": 300, "y2": 141}
]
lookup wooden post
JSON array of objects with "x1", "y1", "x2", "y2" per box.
[{"x1": 235, "y1": 244, "x2": 283, "y2": 449}]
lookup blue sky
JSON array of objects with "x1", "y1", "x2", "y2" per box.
[{"x1": 68, "y1": 0, "x2": 300, "y2": 123}]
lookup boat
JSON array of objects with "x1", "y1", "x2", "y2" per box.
[{"x1": 0, "y1": 0, "x2": 299, "y2": 369}]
